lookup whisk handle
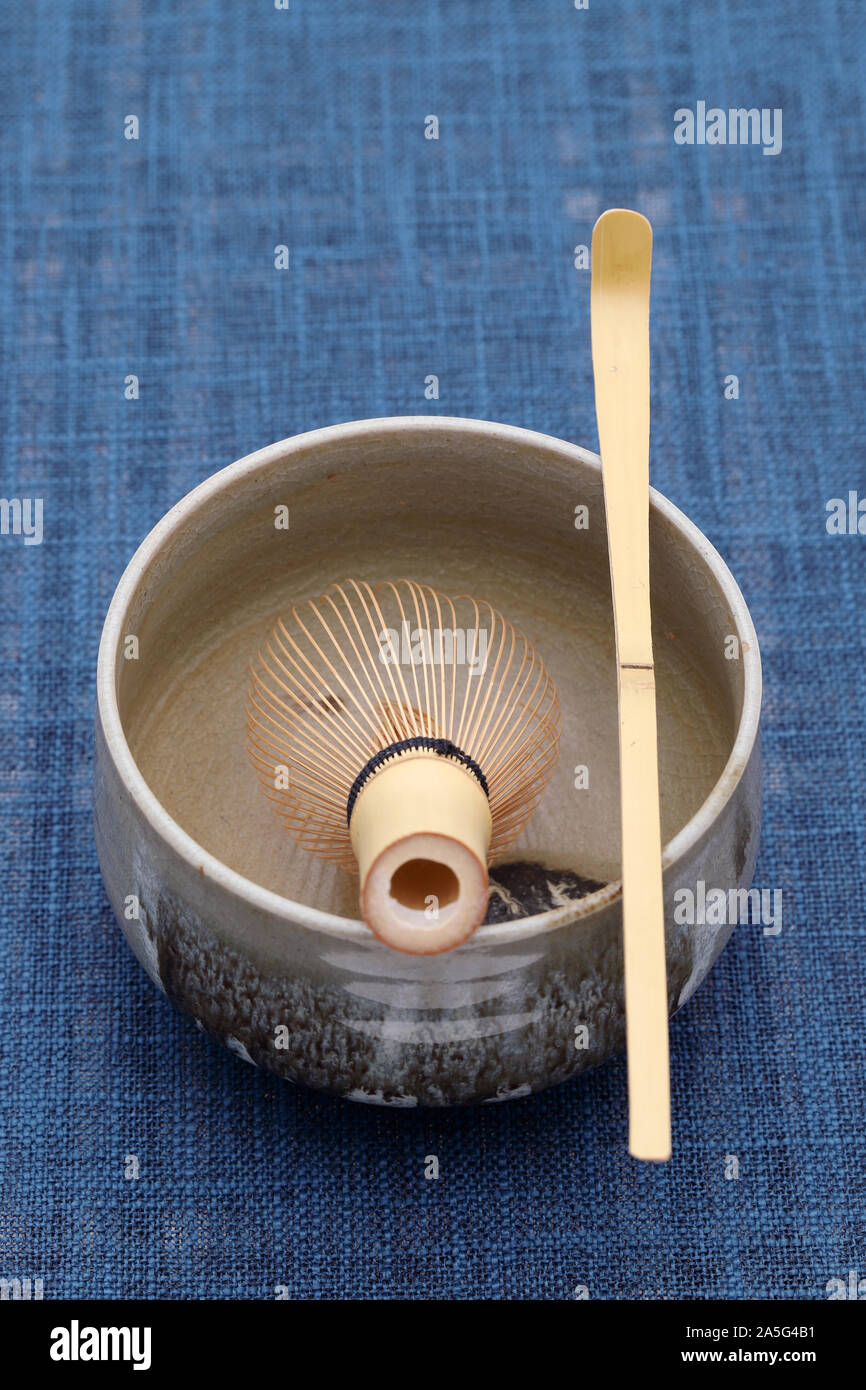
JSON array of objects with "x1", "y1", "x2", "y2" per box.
[{"x1": 350, "y1": 751, "x2": 492, "y2": 955}]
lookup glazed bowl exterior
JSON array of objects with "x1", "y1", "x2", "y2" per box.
[{"x1": 94, "y1": 417, "x2": 762, "y2": 1106}]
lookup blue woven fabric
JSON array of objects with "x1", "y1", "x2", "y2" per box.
[{"x1": 1, "y1": 0, "x2": 863, "y2": 1300}]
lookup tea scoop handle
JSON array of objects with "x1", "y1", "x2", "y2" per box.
[{"x1": 591, "y1": 208, "x2": 671, "y2": 1162}]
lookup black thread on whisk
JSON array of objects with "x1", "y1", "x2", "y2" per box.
[{"x1": 346, "y1": 737, "x2": 489, "y2": 826}]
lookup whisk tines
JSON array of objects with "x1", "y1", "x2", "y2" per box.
[{"x1": 247, "y1": 578, "x2": 560, "y2": 953}]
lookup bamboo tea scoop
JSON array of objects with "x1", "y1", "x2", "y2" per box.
[{"x1": 590, "y1": 208, "x2": 671, "y2": 1161}]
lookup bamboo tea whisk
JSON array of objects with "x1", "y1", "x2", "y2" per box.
[{"x1": 247, "y1": 579, "x2": 560, "y2": 954}]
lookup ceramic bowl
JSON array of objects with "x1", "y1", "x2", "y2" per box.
[{"x1": 94, "y1": 417, "x2": 762, "y2": 1106}]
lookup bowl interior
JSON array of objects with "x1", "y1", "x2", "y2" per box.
[{"x1": 115, "y1": 421, "x2": 745, "y2": 922}]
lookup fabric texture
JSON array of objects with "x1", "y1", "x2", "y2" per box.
[{"x1": 0, "y1": 0, "x2": 863, "y2": 1299}]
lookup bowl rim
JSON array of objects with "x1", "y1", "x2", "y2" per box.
[{"x1": 96, "y1": 415, "x2": 762, "y2": 947}]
